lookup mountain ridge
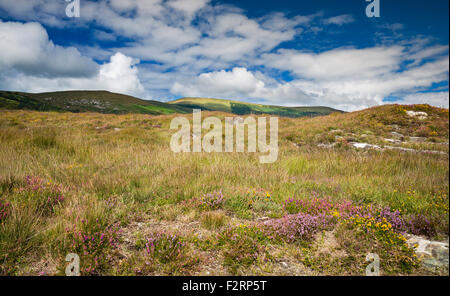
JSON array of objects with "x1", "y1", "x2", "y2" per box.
[{"x1": 0, "y1": 90, "x2": 342, "y2": 118}]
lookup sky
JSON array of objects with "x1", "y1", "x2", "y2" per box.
[{"x1": 0, "y1": 0, "x2": 448, "y2": 111}]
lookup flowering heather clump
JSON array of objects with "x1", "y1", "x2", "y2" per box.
[
  {"x1": 64, "y1": 218, "x2": 120, "y2": 275},
  {"x1": 17, "y1": 176, "x2": 64, "y2": 215},
  {"x1": 145, "y1": 232, "x2": 187, "y2": 264},
  {"x1": 200, "y1": 191, "x2": 225, "y2": 210},
  {"x1": 262, "y1": 213, "x2": 332, "y2": 243},
  {"x1": 0, "y1": 197, "x2": 10, "y2": 223},
  {"x1": 283, "y1": 195, "x2": 334, "y2": 215},
  {"x1": 183, "y1": 191, "x2": 225, "y2": 211},
  {"x1": 407, "y1": 214, "x2": 436, "y2": 237}
]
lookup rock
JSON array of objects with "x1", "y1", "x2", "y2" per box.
[
  {"x1": 280, "y1": 262, "x2": 289, "y2": 269},
  {"x1": 405, "y1": 234, "x2": 449, "y2": 269},
  {"x1": 384, "y1": 145, "x2": 448, "y2": 155},
  {"x1": 384, "y1": 138, "x2": 402, "y2": 144},
  {"x1": 350, "y1": 142, "x2": 382, "y2": 150},
  {"x1": 391, "y1": 131, "x2": 404, "y2": 138},
  {"x1": 114, "y1": 128, "x2": 122, "y2": 132},
  {"x1": 318, "y1": 143, "x2": 337, "y2": 149},
  {"x1": 409, "y1": 136, "x2": 427, "y2": 143},
  {"x1": 406, "y1": 111, "x2": 428, "y2": 120}
]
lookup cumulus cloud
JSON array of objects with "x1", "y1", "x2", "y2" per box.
[
  {"x1": 0, "y1": 1, "x2": 448, "y2": 110},
  {"x1": 1, "y1": 52, "x2": 145, "y2": 97},
  {"x1": 171, "y1": 67, "x2": 265, "y2": 98},
  {"x1": 260, "y1": 46, "x2": 405, "y2": 80},
  {"x1": 172, "y1": 47, "x2": 449, "y2": 111},
  {"x1": 0, "y1": 20, "x2": 98, "y2": 78}
]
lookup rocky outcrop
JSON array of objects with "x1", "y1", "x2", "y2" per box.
[{"x1": 405, "y1": 234, "x2": 449, "y2": 270}]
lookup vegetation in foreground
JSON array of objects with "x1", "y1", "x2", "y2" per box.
[{"x1": 0, "y1": 104, "x2": 448, "y2": 275}]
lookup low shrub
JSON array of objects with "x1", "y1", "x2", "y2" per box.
[
  {"x1": 16, "y1": 176, "x2": 64, "y2": 215},
  {"x1": 63, "y1": 217, "x2": 120, "y2": 275},
  {"x1": 144, "y1": 232, "x2": 199, "y2": 274}
]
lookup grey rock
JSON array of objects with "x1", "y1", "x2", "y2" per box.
[
  {"x1": 409, "y1": 136, "x2": 427, "y2": 143},
  {"x1": 391, "y1": 132, "x2": 404, "y2": 138}
]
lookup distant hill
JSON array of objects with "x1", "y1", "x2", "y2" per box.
[
  {"x1": 170, "y1": 97, "x2": 342, "y2": 117},
  {"x1": 0, "y1": 90, "x2": 342, "y2": 117},
  {"x1": 0, "y1": 90, "x2": 190, "y2": 115}
]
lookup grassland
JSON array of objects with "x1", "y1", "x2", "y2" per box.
[{"x1": 0, "y1": 104, "x2": 448, "y2": 276}]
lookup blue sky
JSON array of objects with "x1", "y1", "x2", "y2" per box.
[{"x1": 0, "y1": 0, "x2": 448, "y2": 110}]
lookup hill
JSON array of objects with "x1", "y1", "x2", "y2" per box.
[
  {"x1": 0, "y1": 90, "x2": 191, "y2": 115},
  {"x1": 170, "y1": 97, "x2": 342, "y2": 117},
  {"x1": 0, "y1": 90, "x2": 342, "y2": 117}
]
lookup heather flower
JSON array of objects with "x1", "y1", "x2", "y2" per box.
[
  {"x1": 145, "y1": 232, "x2": 187, "y2": 264},
  {"x1": 0, "y1": 198, "x2": 10, "y2": 223},
  {"x1": 184, "y1": 191, "x2": 225, "y2": 211},
  {"x1": 18, "y1": 176, "x2": 64, "y2": 215},
  {"x1": 64, "y1": 218, "x2": 120, "y2": 275},
  {"x1": 407, "y1": 214, "x2": 436, "y2": 237},
  {"x1": 262, "y1": 212, "x2": 332, "y2": 242}
]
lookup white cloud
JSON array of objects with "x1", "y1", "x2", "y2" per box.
[
  {"x1": 399, "y1": 92, "x2": 449, "y2": 108},
  {"x1": 171, "y1": 49, "x2": 449, "y2": 111},
  {"x1": 0, "y1": 1, "x2": 448, "y2": 111},
  {"x1": 1, "y1": 52, "x2": 145, "y2": 97},
  {"x1": 323, "y1": 14, "x2": 355, "y2": 26},
  {"x1": 0, "y1": 20, "x2": 98, "y2": 77},
  {"x1": 171, "y1": 67, "x2": 265, "y2": 98},
  {"x1": 167, "y1": 0, "x2": 210, "y2": 20},
  {"x1": 260, "y1": 46, "x2": 405, "y2": 80}
]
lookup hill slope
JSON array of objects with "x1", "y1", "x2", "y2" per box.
[
  {"x1": 0, "y1": 90, "x2": 191, "y2": 115},
  {"x1": 170, "y1": 97, "x2": 342, "y2": 117},
  {"x1": 0, "y1": 90, "x2": 342, "y2": 117}
]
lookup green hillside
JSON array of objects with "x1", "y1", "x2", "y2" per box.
[
  {"x1": 0, "y1": 90, "x2": 191, "y2": 115},
  {"x1": 0, "y1": 90, "x2": 342, "y2": 117},
  {"x1": 170, "y1": 97, "x2": 342, "y2": 117}
]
